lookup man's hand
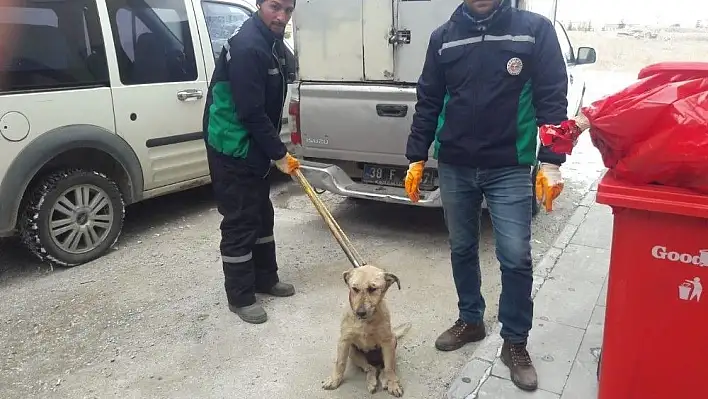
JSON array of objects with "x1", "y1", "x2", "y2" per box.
[
  {"x1": 275, "y1": 153, "x2": 300, "y2": 175},
  {"x1": 535, "y1": 163, "x2": 563, "y2": 212},
  {"x1": 539, "y1": 120, "x2": 582, "y2": 155},
  {"x1": 404, "y1": 161, "x2": 425, "y2": 202},
  {"x1": 539, "y1": 114, "x2": 591, "y2": 155}
]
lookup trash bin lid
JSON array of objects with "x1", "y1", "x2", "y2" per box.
[
  {"x1": 638, "y1": 62, "x2": 708, "y2": 79},
  {"x1": 596, "y1": 170, "x2": 708, "y2": 219}
]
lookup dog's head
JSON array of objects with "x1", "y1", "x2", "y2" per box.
[{"x1": 342, "y1": 264, "x2": 400, "y2": 320}]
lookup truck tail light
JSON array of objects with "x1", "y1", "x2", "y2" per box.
[{"x1": 288, "y1": 98, "x2": 301, "y2": 146}]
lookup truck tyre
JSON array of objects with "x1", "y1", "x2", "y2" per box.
[{"x1": 20, "y1": 169, "x2": 125, "y2": 267}]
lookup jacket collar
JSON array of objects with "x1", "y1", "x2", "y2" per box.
[
  {"x1": 252, "y1": 12, "x2": 283, "y2": 44},
  {"x1": 451, "y1": 0, "x2": 511, "y2": 32}
]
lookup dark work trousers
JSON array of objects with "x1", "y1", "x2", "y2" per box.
[{"x1": 207, "y1": 146, "x2": 279, "y2": 308}]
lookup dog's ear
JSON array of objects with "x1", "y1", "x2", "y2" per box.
[
  {"x1": 384, "y1": 273, "x2": 401, "y2": 290},
  {"x1": 342, "y1": 269, "x2": 352, "y2": 286}
]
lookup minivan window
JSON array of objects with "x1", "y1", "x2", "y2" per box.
[
  {"x1": 106, "y1": 0, "x2": 198, "y2": 85},
  {"x1": 201, "y1": 1, "x2": 297, "y2": 81},
  {"x1": 201, "y1": 1, "x2": 252, "y2": 61},
  {"x1": 0, "y1": 1, "x2": 109, "y2": 93},
  {"x1": 0, "y1": 7, "x2": 58, "y2": 26}
]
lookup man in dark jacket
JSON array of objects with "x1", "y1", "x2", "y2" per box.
[
  {"x1": 203, "y1": 0, "x2": 298, "y2": 324},
  {"x1": 404, "y1": 0, "x2": 568, "y2": 391}
]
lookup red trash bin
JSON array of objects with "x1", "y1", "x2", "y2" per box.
[{"x1": 596, "y1": 170, "x2": 708, "y2": 398}]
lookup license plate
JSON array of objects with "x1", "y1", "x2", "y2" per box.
[{"x1": 362, "y1": 164, "x2": 436, "y2": 190}]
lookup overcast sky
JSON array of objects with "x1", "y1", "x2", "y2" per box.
[{"x1": 555, "y1": 0, "x2": 708, "y2": 25}]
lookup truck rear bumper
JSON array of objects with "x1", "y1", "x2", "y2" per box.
[{"x1": 299, "y1": 160, "x2": 443, "y2": 207}]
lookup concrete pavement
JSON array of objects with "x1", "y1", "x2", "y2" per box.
[
  {"x1": 447, "y1": 181, "x2": 612, "y2": 399},
  {"x1": 0, "y1": 176, "x2": 593, "y2": 399},
  {"x1": 0, "y1": 135, "x2": 605, "y2": 398}
]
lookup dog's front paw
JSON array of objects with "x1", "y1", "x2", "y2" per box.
[
  {"x1": 366, "y1": 371, "x2": 378, "y2": 393},
  {"x1": 322, "y1": 375, "x2": 343, "y2": 390},
  {"x1": 386, "y1": 382, "x2": 404, "y2": 397},
  {"x1": 382, "y1": 376, "x2": 404, "y2": 397}
]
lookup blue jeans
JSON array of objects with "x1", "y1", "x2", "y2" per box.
[{"x1": 438, "y1": 162, "x2": 534, "y2": 344}]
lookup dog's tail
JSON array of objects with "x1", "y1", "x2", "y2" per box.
[{"x1": 393, "y1": 322, "x2": 412, "y2": 340}]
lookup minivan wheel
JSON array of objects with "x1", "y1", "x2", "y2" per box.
[{"x1": 20, "y1": 169, "x2": 125, "y2": 267}]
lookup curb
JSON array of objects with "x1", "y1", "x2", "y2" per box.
[{"x1": 446, "y1": 187, "x2": 598, "y2": 399}]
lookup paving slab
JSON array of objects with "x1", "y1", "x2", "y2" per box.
[
  {"x1": 477, "y1": 376, "x2": 560, "y2": 399},
  {"x1": 561, "y1": 306, "x2": 605, "y2": 399},
  {"x1": 549, "y1": 244, "x2": 610, "y2": 286},
  {"x1": 455, "y1": 199, "x2": 613, "y2": 399},
  {"x1": 531, "y1": 272, "x2": 603, "y2": 330},
  {"x1": 491, "y1": 319, "x2": 585, "y2": 394},
  {"x1": 597, "y1": 278, "x2": 608, "y2": 307},
  {"x1": 447, "y1": 359, "x2": 493, "y2": 399},
  {"x1": 569, "y1": 205, "x2": 613, "y2": 250}
]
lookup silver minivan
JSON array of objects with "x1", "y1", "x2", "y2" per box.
[{"x1": 0, "y1": 0, "x2": 294, "y2": 266}]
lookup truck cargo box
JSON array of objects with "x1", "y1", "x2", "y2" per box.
[{"x1": 291, "y1": 0, "x2": 550, "y2": 83}]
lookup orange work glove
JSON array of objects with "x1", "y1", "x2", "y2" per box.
[
  {"x1": 404, "y1": 161, "x2": 425, "y2": 202},
  {"x1": 275, "y1": 152, "x2": 300, "y2": 175},
  {"x1": 535, "y1": 163, "x2": 563, "y2": 212}
]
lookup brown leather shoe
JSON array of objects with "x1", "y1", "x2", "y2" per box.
[
  {"x1": 434, "y1": 319, "x2": 486, "y2": 351},
  {"x1": 500, "y1": 341, "x2": 538, "y2": 391}
]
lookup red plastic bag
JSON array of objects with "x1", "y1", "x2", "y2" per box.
[
  {"x1": 582, "y1": 62, "x2": 708, "y2": 194},
  {"x1": 539, "y1": 119, "x2": 583, "y2": 155}
]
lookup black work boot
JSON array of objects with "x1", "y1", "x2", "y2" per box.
[
  {"x1": 222, "y1": 259, "x2": 266, "y2": 324},
  {"x1": 500, "y1": 340, "x2": 538, "y2": 391},
  {"x1": 229, "y1": 303, "x2": 267, "y2": 324},
  {"x1": 252, "y1": 235, "x2": 294, "y2": 297},
  {"x1": 257, "y1": 282, "x2": 295, "y2": 297},
  {"x1": 434, "y1": 319, "x2": 486, "y2": 351}
]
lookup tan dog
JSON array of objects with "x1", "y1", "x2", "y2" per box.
[{"x1": 322, "y1": 264, "x2": 411, "y2": 397}]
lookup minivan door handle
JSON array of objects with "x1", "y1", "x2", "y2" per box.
[
  {"x1": 376, "y1": 104, "x2": 408, "y2": 118},
  {"x1": 177, "y1": 89, "x2": 203, "y2": 101}
]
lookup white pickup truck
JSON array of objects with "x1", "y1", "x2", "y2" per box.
[{"x1": 288, "y1": 0, "x2": 596, "y2": 215}]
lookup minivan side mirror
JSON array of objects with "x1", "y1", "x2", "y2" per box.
[{"x1": 576, "y1": 47, "x2": 597, "y2": 65}]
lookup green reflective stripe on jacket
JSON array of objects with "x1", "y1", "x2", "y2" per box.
[
  {"x1": 432, "y1": 92, "x2": 450, "y2": 160},
  {"x1": 206, "y1": 82, "x2": 250, "y2": 158},
  {"x1": 432, "y1": 83, "x2": 537, "y2": 164},
  {"x1": 516, "y1": 79, "x2": 537, "y2": 165}
]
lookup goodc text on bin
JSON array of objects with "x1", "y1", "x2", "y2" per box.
[{"x1": 651, "y1": 246, "x2": 708, "y2": 266}]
